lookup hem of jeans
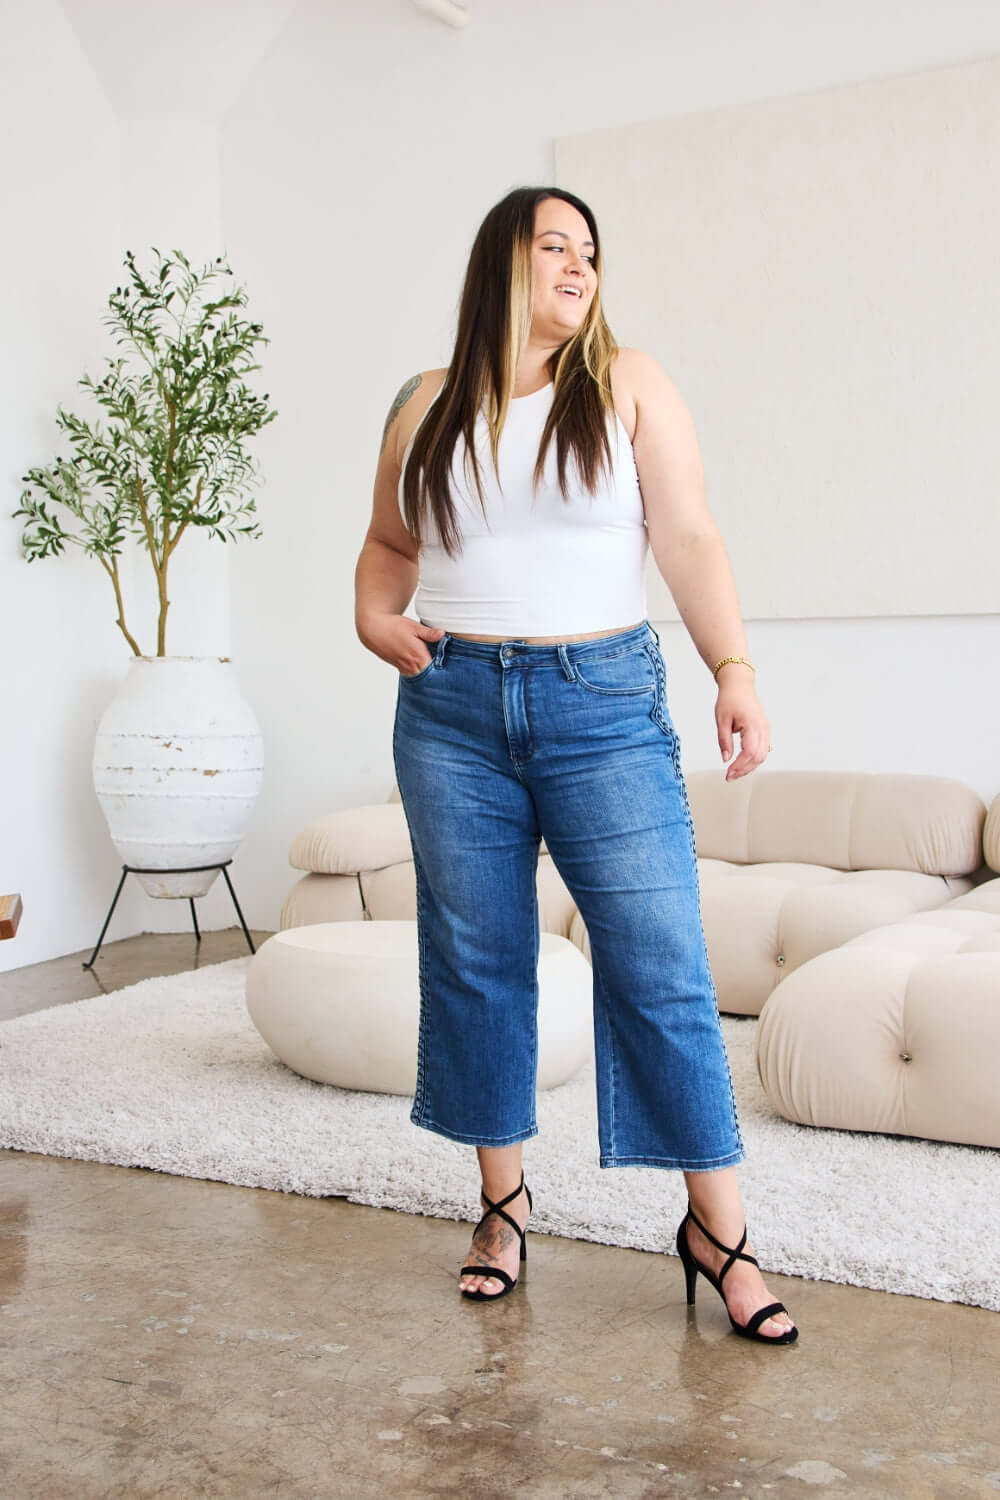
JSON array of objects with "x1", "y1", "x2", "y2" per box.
[
  {"x1": 410, "y1": 1112, "x2": 539, "y2": 1148},
  {"x1": 598, "y1": 1147, "x2": 746, "y2": 1171}
]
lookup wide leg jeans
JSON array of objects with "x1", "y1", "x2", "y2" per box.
[{"x1": 391, "y1": 619, "x2": 746, "y2": 1171}]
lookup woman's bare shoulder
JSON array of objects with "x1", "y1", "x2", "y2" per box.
[
  {"x1": 388, "y1": 367, "x2": 449, "y2": 464},
  {"x1": 610, "y1": 348, "x2": 647, "y2": 444}
]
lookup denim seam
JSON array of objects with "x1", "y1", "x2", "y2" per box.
[
  {"x1": 411, "y1": 1115, "x2": 540, "y2": 1148},
  {"x1": 640, "y1": 637, "x2": 745, "y2": 1161},
  {"x1": 445, "y1": 624, "x2": 652, "y2": 667},
  {"x1": 573, "y1": 684, "x2": 655, "y2": 698},
  {"x1": 669, "y1": 732, "x2": 746, "y2": 1161},
  {"x1": 599, "y1": 1147, "x2": 747, "y2": 1170},
  {"x1": 500, "y1": 666, "x2": 530, "y2": 781},
  {"x1": 642, "y1": 642, "x2": 675, "y2": 739},
  {"x1": 570, "y1": 643, "x2": 654, "y2": 666},
  {"x1": 410, "y1": 845, "x2": 430, "y2": 1123},
  {"x1": 527, "y1": 837, "x2": 541, "y2": 1132},
  {"x1": 399, "y1": 663, "x2": 434, "y2": 684},
  {"x1": 572, "y1": 673, "x2": 655, "y2": 698},
  {"x1": 399, "y1": 634, "x2": 449, "y2": 686},
  {"x1": 589, "y1": 943, "x2": 619, "y2": 1159}
]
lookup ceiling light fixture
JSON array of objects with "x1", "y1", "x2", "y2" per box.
[{"x1": 413, "y1": 0, "x2": 470, "y2": 28}]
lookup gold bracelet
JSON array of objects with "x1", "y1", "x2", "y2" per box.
[{"x1": 712, "y1": 655, "x2": 756, "y2": 679}]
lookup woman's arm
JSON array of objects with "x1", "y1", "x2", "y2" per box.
[
  {"x1": 355, "y1": 538, "x2": 418, "y2": 639},
  {"x1": 355, "y1": 374, "x2": 446, "y2": 675},
  {"x1": 627, "y1": 349, "x2": 771, "y2": 778}
]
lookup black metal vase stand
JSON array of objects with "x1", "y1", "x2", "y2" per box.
[{"x1": 83, "y1": 860, "x2": 256, "y2": 970}]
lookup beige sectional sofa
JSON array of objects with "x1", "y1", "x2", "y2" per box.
[
  {"x1": 282, "y1": 770, "x2": 989, "y2": 1012},
  {"x1": 755, "y1": 793, "x2": 1000, "y2": 1150},
  {"x1": 281, "y1": 769, "x2": 1000, "y2": 1149}
]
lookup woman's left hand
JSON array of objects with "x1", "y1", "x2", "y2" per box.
[{"x1": 716, "y1": 678, "x2": 772, "y2": 780}]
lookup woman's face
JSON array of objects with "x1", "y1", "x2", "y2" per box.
[{"x1": 530, "y1": 201, "x2": 596, "y2": 330}]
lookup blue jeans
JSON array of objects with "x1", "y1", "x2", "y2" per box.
[{"x1": 391, "y1": 618, "x2": 746, "y2": 1172}]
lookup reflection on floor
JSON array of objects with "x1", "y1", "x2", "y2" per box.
[{"x1": 0, "y1": 930, "x2": 996, "y2": 1499}]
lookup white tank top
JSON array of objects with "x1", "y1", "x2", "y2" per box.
[{"x1": 397, "y1": 381, "x2": 648, "y2": 635}]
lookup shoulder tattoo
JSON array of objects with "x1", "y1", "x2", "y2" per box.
[{"x1": 380, "y1": 373, "x2": 423, "y2": 457}]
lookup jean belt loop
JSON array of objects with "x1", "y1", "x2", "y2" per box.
[
  {"x1": 435, "y1": 632, "x2": 450, "y2": 667},
  {"x1": 646, "y1": 619, "x2": 661, "y2": 646},
  {"x1": 556, "y1": 642, "x2": 576, "y2": 681}
]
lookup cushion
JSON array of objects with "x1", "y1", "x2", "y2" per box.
[
  {"x1": 685, "y1": 769, "x2": 986, "y2": 876},
  {"x1": 755, "y1": 878, "x2": 1000, "y2": 1148},
  {"x1": 288, "y1": 803, "x2": 413, "y2": 874}
]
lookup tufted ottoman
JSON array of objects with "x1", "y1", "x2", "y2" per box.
[
  {"x1": 245, "y1": 919, "x2": 594, "y2": 1095},
  {"x1": 754, "y1": 881, "x2": 1000, "y2": 1149}
]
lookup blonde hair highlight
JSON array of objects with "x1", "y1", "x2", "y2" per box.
[{"x1": 400, "y1": 187, "x2": 621, "y2": 560}]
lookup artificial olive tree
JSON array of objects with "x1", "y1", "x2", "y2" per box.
[{"x1": 14, "y1": 247, "x2": 277, "y2": 655}]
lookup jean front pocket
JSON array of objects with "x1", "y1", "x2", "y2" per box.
[
  {"x1": 399, "y1": 659, "x2": 435, "y2": 683},
  {"x1": 571, "y1": 644, "x2": 657, "y2": 697}
]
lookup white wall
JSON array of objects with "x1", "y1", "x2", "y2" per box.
[
  {"x1": 221, "y1": 0, "x2": 1000, "y2": 932},
  {"x1": 0, "y1": 1, "x2": 145, "y2": 974},
  {"x1": 0, "y1": 8, "x2": 259, "y2": 971},
  {"x1": 559, "y1": 54, "x2": 1000, "y2": 621},
  {"x1": 4, "y1": 0, "x2": 999, "y2": 973}
]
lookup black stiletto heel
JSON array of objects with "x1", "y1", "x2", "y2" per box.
[
  {"x1": 680, "y1": 1238, "x2": 699, "y2": 1306},
  {"x1": 675, "y1": 1201, "x2": 798, "y2": 1344},
  {"x1": 460, "y1": 1170, "x2": 532, "y2": 1301}
]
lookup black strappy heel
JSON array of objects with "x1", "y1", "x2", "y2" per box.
[
  {"x1": 460, "y1": 1170, "x2": 533, "y2": 1301},
  {"x1": 676, "y1": 1201, "x2": 798, "y2": 1344}
]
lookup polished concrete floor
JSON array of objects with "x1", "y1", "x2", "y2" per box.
[{"x1": 1, "y1": 929, "x2": 997, "y2": 1499}]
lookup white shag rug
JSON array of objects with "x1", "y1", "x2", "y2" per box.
[{"x1": 0, "y1": 956, "x2": 996, "y2": 1313}]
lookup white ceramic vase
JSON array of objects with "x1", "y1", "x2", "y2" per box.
[{"x1": 93, "y1": 656, "x2": 264, "y2": 898}]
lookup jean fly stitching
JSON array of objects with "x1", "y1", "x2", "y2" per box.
[{"x1": 500, "y1": 668, "x2": 530, "y2": 780}]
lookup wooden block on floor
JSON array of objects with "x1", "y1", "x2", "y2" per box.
[{"x1": 0, "y1": 893, "x2": 23, "y2": 940}]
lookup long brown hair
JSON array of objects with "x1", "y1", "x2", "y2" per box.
[{"x1": 399, "y1": 186, "x2": 620, "y2": 560}]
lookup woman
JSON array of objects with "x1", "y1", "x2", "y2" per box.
[{"x1": 354, "y1": 186, "x2": 797, "y2": 1344}]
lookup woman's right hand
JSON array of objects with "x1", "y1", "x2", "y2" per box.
[{"x1": 360, "y1": 612, "x2": 446, "y2": 676}]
